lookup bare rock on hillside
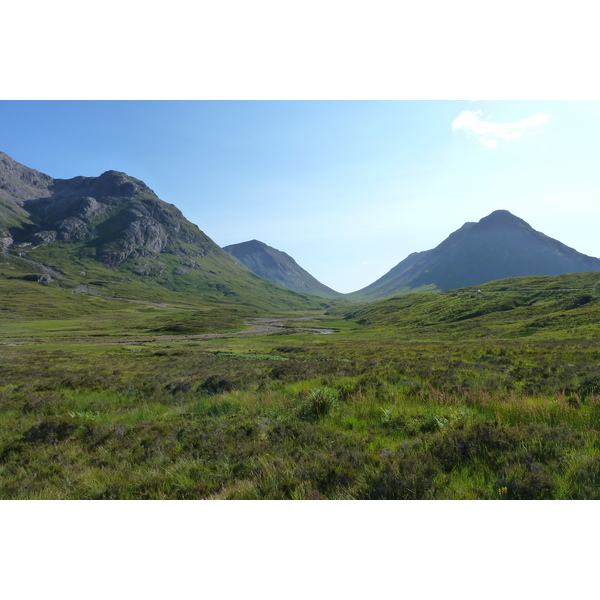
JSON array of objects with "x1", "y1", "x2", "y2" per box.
[
  {"x1": 98, "y1": 216, "x2": 170, "y2": 266},
  {"x1": 0, "y1": 233, "x2": 13, "y2": 251},
  {"x1": 57, "y1": 217, "x2": 88, "y2": 241},
  {"x1": 0, "y1": 152, "x2": 53, "y2": 204},
  {"x1": 23, "y1": 273, "x2": 53, "y2": 284}
]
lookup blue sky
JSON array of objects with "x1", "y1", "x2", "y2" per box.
[{"x1": 2, "y1": 100, "x2": 600, "y2": 293}]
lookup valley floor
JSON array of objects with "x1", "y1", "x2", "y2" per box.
[
  {"x1": 0, "y1": 316, "x2": 335, "y2": 346},
  {"x1": 2, "y1": 301, "x2": 600, "y2": 500}
]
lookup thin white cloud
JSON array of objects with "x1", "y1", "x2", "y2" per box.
[
  {"x1": 480, "y1": 137, "x2": 498, "y2": 149},
  {"x1": 452, "y1": 110, "x2": 549, "y2": 148}
]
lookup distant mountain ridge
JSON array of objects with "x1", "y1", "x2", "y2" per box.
[
  {"x1": 0, "y1": 151, "x2": 321, "y2": 311},
  {"x1": 349, "y1": 210, "x2": 600, "y2": 300},
  {"x1": 3, "y1": 152, "x2": 599, "y2": 306},
  {"x1": 223, "y1": 239, "x2": 342, "y2": 299}
]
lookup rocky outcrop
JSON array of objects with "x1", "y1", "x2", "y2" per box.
[
  {"x1": 0, "y1": 232, "x2": 13, "y2": 252},
  {"x1": 71, "y1": 284, "x2": 104, "y2": 296},
  {"x1": 98, "y1": 214, "x2": 171, "y2": 266},
  {"x1": 75, "y1": 196, "x2": 105, "y2": 220},
  {"x1": 56, "y1": 217, "x2": 88, "y2": 241},
  {"x1": 0, "y1": 153, "x2": 219, "y2": 268},
  {"x1": 22, "y1": 273, "x2": 53, "y2": 284},
  {"x1": 0, "y1": 152, "x2": 53, "y2": 205},
  {"x1": 30, "y1": 231, "x2": 57, "y2": 245}
]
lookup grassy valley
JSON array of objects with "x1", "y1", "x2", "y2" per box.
[
  {"x1": 3, "y1": 269, "x2": 600, "y2": 499},
  {"x1": 3, "y1": 153, "x2": 600, "y2": 500}
]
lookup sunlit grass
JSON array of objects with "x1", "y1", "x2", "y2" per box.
[{"x1": 3, "y1": 270, "x2": 600, "y2": 498}]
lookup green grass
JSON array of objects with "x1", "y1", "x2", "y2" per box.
[
  {"x1": 7, "y1": 233, "x2": 328, "y2": 314},
  {"x1": 334, "y1": 271, "x2": 600, "y2": 341},
  {"x1": 2, "y1": 271, "x2": 600, "y2": 498}
]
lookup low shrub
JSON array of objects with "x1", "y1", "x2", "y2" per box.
[
  {"x1": 364, "y1": 451, "x2": 441, "y2": 499},
  {"x1": 22, "y1": 419, "x2": 77, "y2": 445},
  {"x1": 197, "y1": 375, "x2": 235, "y2": 395},
  {"x1": 496, "y1": 463, "x2": 556, "y2": 500}
]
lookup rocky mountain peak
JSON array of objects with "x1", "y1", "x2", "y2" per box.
[
  {"x1": 0, "y1": 152, "x2": 54, "y2": 203},
  {"x1": 0, "y1": 151, "x2": 217, "y2": 267},
  {"x1": 50, "y1": 169, "x2": 157, "y2": 203},
  {"x1": 96, "y1": 170, "x2": 156, "y2": 197}
]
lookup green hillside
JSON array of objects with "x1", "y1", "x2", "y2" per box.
[
  {"x1": 9, "y1": 236, "x2": 324, "y2": 312},
  {"x1": 339, "y1": 271, "x2": 600, "y2": 340},
  {"x1": 0, "y1": 153, "x2": 325, "y2": 314}
]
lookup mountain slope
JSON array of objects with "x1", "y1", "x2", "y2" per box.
[
  {"x1": 340, "y1": 271, "x2": 600, "y2": 341},
  {"x1": 223, "y1": 239, "x2": 343, "y2": 299},
  {"x1": 349, "y1": 210, "x2": 600, "y2": 300},
  {"x1": 0, "y1": 152, "x2": 321, "y2": 312}
]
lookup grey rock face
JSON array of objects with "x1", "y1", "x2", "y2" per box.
[
  {"x1": 23, "y1": 273, "x2": 53, "y2": 284},
  {"x1": 0, "y1": 152, "x2": 53, "y2": 204},
  {"x1": 0, "y1": 234, "x2": 13, "y2": 251},
  {"x1": 98, "y1": 214, "x2": 170, "y2": 266},
  {"x1": 74, "y1": 196, "x2": 105, "y2": 220},
  {"x1": 57, "y1": 217, "x2": 88, "y2": 241},
  {"x1": 29, "y1": 230, "x2": 57, "y2": 246},
  {"x1": 128, "y1": 217, "x2": 169, "y2": 253}
]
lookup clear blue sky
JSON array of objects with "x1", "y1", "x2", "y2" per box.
[{"x1": 2, "y1": 100, "x2": 600, "y2": 293}]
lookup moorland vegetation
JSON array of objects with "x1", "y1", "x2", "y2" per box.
[{"x1": 2, "y1": 257, "x2": 600, "y2": 499}]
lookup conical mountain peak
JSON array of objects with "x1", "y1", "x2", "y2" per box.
[
  {"x1": 224, "y1": 239, "x2": 342, "y2": 299},
  {"x1": 478, "y1": 209, "x2": 531, "y2": 228},
  {"x1": 485, "y1": 209, "x2": 517, "y2": 220},
  {"x1": 350, "y1": 210, "x2": 600, "y2": 300}
]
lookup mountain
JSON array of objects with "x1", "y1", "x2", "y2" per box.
[
  {"x1": 349, "y1": 210, "x2": 600, "y2": 300},
  {"x1": 0, "y1": 151, "x2": 322, "y2": 311},
  {"x1": 223, "y1": 239, "x2": 342, "y2": 299},
  {"x1": 340, "y1": 271, "x2": 600, "y2": 340},
  {"x1": 5, "y1": 152, "x2": 597, "y2": 309}
]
